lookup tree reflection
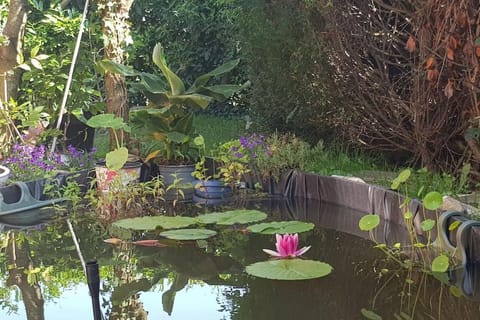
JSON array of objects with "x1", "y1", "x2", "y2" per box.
[{"x1": 5, "y1": 231, "x2": 45, "y2": 320}]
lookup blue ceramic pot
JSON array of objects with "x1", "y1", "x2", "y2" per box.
[{"x1": 194, "y1": 179, "x2": 232, "y2": 199}]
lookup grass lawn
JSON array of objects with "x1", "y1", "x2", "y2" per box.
[{"x1": 194, "y1": 114, "x2": 247, "y2": 154}]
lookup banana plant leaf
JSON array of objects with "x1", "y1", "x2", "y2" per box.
[
  {"x1": 152, "y1": 43, "x2": 185, "y2": 96},
  {"x1": 192, "y1": 59, "x2": 240, "y2": 88}
]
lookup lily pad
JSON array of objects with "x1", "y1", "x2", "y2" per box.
[
  {"x1": 159, "y1": 228, "x2": 217, "y2": 240},
  {"x1": 113, "y1": 216, "x2": 197, "y2": 231},
  {"x1": 247, "y1": 221, "x2": 314, "y2": 235},
  {"x1": 359, "y1": 215, "x2": 380, "y2": 231},
  {"x1": 245, "y1": 259, "x2": 333, "y2": 280},
  {"x1": 196, "y1": 209, "x2": 267, "y2": 225}
]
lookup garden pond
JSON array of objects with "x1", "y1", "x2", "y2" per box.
[{"x1": 0, "y1": 198, "x2": 479, "y2": 320}]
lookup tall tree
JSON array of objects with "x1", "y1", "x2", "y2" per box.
[
  {"x1": 0, "y1": 0, "x2": 28, "y2": 101},
  {"x1": 96, "y1": 0, "x2": 134, "y2": 150}
]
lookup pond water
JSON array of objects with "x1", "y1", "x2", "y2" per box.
[{"x1": 0, "y1": 198, "x2": 479, "y2": 320}]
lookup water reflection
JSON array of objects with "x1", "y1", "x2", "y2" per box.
[{"x1": 0, "y1": 199, "x2": 479, "y2": 319}]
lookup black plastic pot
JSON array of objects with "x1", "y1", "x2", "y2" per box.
[{"x1": 61, "y1": 113, "x2": 95, "y2": 152}]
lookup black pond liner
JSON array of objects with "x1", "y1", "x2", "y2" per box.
[
  {"x1": 246, "y1": 169, "x2": 480, "y2": 300},
  {"x1": 254, "y1": 169, "x2": 480, "y2": 266}
]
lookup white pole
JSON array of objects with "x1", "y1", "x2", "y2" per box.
[{"x1": 49, "y1": 0, "x2": 90, "y2": 155}]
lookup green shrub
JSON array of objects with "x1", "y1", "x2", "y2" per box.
[
  {"x1": 237, "y1": 0, "x2": 339, "y2": 142},
  {"x1": 18, "y1": 6, "x2": 103, "y2": 124}
]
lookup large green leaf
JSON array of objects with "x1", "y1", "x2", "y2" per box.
[
  {"x1": 420, "y1": 219, "x2": 435, "y2": 232},
  {"x1": 152, "y1": 43, "x2": 185, "y2": 96},
  {"x1": 247, "y1": 221, "x2": 314, "y2": 234},
  {"x1": 245, "y1": 259, "x2": 333, "y2": 280},
  {"x1": 86, "y1": 113, "x2": 130, "y2": 131},
  {"x1": 172, "y1": 112, "x2": 194, "y2": 135},
  {"x1": 137, "y1": 72, "x2": 168, "y2": 94},
  {"x1": 106, "y1": 147, "x2": 128, "y2": 171},
  {"x1": 391, "y1": 169, "x2": 411, "y2": 190},
  {"x1": 159, "y1": 228, "x2": 217, "y2": 240},
  {"x1": 423, "y1": 191, "x2": 443, "y2": 211},
  {"x1": 96, "y1": 59, "x2": 138, "y2": 77},
  {"x1": 197, "y1": 210, "x2": 268, "y2": 225},
  {"x1": 195, "y1": 83, "x2": 250, "y2": 102},
  {"x1": 167, "y1": 131, "x2": 190, "y2": 144},
  {"x1": 113, "y1": 216, "x2": 198, "y2": 230},
  {"x1": 192, "y1": 59, "x2": 240, "y2": 88},
  {"x1": 169, "y1": 94, "x2": 213, "y2": 109},
  {"x1": 431, "y1": 254, "x2": 449, "y2": 273}
]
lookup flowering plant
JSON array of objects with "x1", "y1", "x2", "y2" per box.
[
  {"x1": 253, "y1": 133, "x2": 313, "y2": 182},
  {"x1": 59, "y1": 145, "x2": 97, "y2": 171},
  {"x1": 3, "y1": 143, "x2": 96, "y2": 181},
  {"x1": 262, "y1": 233, "x2": 311, "y2": 259},
  {"x1": 212, "y1": 133, "x2": 271, "y2": 187}
]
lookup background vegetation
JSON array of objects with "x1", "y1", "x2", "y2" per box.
[{"x1": 2, "y1": 0, "x2": 480, "y2": 190}]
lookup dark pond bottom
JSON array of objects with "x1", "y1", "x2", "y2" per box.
[{"x1": 0, "y1": 198, "x2": 479, "y2": 320}]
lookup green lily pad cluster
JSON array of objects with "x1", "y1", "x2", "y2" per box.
[{"x1": 112, "y1": 208, "x2": 333, "y2": 281}]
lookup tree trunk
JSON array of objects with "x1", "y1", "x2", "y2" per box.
[
  {"x1": 0, "y1": 0, "x2": 28, "y2": 102},
  {"x1": 98, "y1": 0, "x2": 134, "y2": 150}
]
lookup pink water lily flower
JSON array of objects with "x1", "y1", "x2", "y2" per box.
[{"x1": 262, "y1": 233, "x2": 311, "y2": 258}]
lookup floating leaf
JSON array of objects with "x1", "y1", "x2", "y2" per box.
[
  {"x1": 104, "y1": 238, "x2": 123, "y2": 245},
  {"x1": 197, "y1": 209, "x2": 267, "y2": 225},
  {"x1": 245, "y1": 259, "x2": 332, "y2": 280},
  {"x1": 247, "y1": 221, "x2": 315, "y2": 235},
  {"x1": 359, "y1": 215, "x2": 380, "y2": 231},
  {"x1": 450, "y1": 285, "x2": 463, "y2": 298},
  {"x1": 160, "y1": 228, "x2": 217, "y2": 240},
  {"x1": 421, "y1": 219, "x2": 435, "y2": 232},
  {"x1": 361, "y1": 308, "x2": 383, "y2": 320},
  {"x1": 432, "y1": 254, "x2": 449, "y2": 273},
  {"x1": 449, "y1": 220, "x2": 461, "y2": 231},
  {"x1": 423, "y1": 191, "x2": 443, "y2": 211},
  {"x1": 113, "y1": 216, "x2": 197, "y2": 231}
]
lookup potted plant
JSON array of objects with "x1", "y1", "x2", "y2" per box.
[
  {"x1": 191, "y1": 137, "x2": 233, "y2": 204},
  {"x1": 97, "y1": 43, "x2": 248, "y2": 200},
  {"x1": 86, "y1": 114, "x2": 142, "y2": 193}
]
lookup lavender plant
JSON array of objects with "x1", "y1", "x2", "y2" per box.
[
  {"x1": 3, "y1": 144, "x2": 63, "y2": 181},
  {"x1": 3, "y1": 143, "x2": 96, "y2": 181}
]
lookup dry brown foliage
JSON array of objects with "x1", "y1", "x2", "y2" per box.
[{"x1": 323, "y1": 0, "x2": 480, "y2": 178}]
